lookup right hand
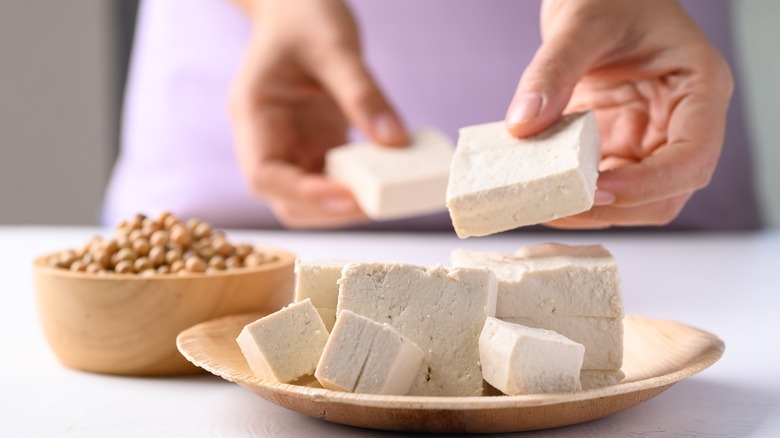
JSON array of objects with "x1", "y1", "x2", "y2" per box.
[
  {"x1": 229, "y1": 0, "x2": 408, "y2": 229},
  {"x1": 504, "y1": 0, "x2": 733, "y2": 229}
]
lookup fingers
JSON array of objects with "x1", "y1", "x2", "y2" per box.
[
  {"x1": 545, "y1": 192, "x2": 692, "y2": 229},
  {"x1": 313, "y1": 51, "x2": 409, "y2": 147},
  {"x1": 596, "y1": 89, "x2": 728, "y2": 208},
  {"x1": 229, "y1": 87, "x2": 367, "y2": 228},
  {"x1": 253, "y1": 162, "x2": 369, "y2": 229},
  {"x1": 505, "y1": 14, "x2": 611, "y2": 138}
]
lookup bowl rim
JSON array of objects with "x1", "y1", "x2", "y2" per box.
[{"x1": 33, "y1": 246, "x2": 296, "y2": 280}]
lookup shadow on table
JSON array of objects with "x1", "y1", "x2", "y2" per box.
[{"x1": 214, "y1": 377, "x2": 777, "y2": 437}]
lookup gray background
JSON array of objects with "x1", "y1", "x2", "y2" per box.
[{"x1": 1, "y1": 0, "x2": 778, "y2": 228}]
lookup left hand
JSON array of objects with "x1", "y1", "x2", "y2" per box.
[
  {"x1": 229, "y1": 0, "x2": 408, "y2": 229},
  {"x1": 505, "y1": 0, "x2": 734, "y2": 228}
]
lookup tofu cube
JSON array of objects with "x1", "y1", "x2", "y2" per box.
[
  {"x1": 479, "y1": 317, "x2": 585, "y2": 395},
  {"x1": 235, "y1": 299, "x2": 329, "y2": 383},
  {"x1": 325, "y1": 128, "x2": 454, "y2": 220},
  {"x1": 294, "y1": 258, "x2": 347, "y2": 310},
  {"x1": 502, "y1": 315, "x2": 623, "y2": 370},
  {"x1": 315, "y1": 310, "x2": 424, "y2": 395},
  {"x1": 446, "y1": 111, "x2": 601, "y2": 237},
  {"x1": 337, "y1": 263, "x2": 497, "y2": 396},
  {"x1": 450, "y1": 243, "x2": 623, "y2": 318}
]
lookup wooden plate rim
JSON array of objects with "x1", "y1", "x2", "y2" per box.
[{"x1": 176, "y1": 313, "x2": 725, "y2": 410}]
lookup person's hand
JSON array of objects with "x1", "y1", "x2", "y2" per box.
[
  {"x1": 229, "y1": 0, "x2": 408, "y2": 229},
  {"x1": 505, "y1": 0, "x2": 733, "y2": 229}
]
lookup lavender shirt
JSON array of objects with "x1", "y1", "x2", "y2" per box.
[{"x1": 103, "y1": 0, "x2": 762, "y2": 230}]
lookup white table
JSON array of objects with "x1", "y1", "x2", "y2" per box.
[{"x1": 2, "y1": 226, "x2": 779, "y2": 437}]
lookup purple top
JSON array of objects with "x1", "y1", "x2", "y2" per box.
[{"x1": 103, "y1": 0, "x2": 762, "y2": 230}]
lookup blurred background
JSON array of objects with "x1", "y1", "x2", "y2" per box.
[{"x1": 1, "y1": 0, "x2": 778, "y2": 228}]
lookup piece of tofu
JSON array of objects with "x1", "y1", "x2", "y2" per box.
[
  {"x1": 337, "y1": 262, "x2": 497, "y2": 396},
  {"x1": 235, "y1": 299, "x2": 329, "y2": 383},
  {"x1": 580, "y1": 369, "x2": 625, "y2": 390},
  {"x1": 450, "y1": 243, "x2": 623, "y2": 319},
  {"x1": 502, "y1": 315, "x2": 623, "y2": 370},
  {"x1": 446, "y1": 112, "x2": 601, "y2": 238},
  {"x1": 294, "y1": 259, "x2": 348, "y2": 310},
  {"x1": 325, "y1": 128, "x2": 454, "y2": 220},
  {"x1": 479, "y1": 317, "x2": 584, "y2": 395},
  {"x1": 315, "y1": 309, "x2": 424, "y2": 395}
]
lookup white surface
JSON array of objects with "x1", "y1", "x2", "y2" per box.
[{"x1": 2, "y1": 226, "x2": 780, "y2": 437}]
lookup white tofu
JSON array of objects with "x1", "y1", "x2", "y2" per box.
[
  {"x1": 325, "y1": 128, "x2": 454, "y2": 220},
  {"x1": 235, "y1": 299, "x2": 329, "y2": 383},
  {"x1": 337, "y1": 263, "x2": 497, "y2": 396},
  {"x1": 294, "y1": 259, "x2": 348, "y2": 310},
  {"x1": 315, "y1": 310, "x2": 424, "y2": 395},
  {"x1": 446, "y1": 112, "x2": 601, "y2": 237},
  {"x1": 479, "y1": 317, "x2": 584, "y2": 395},
  {"x1": 502, "y1": 315, "x2": 623, "y2": 370},
  {"x1": 580, "y1": 369, "x2": 625, "y2": 390},
  {"x1": 450, "y1": 243, "x2": 623, "y2": 318}
]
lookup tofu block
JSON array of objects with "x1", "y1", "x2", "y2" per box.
[
  {"x1": 235, "y1": 299, "x2": 328, "y2": 383},
  {"x1": 450, "y1": 243, "x2": 623, "y2": 318},
  {"x1": 479, "y1": 317, "x2": 584, "y2": 395},
  {"x1": 502, "y1": 315, "x2": 623, "y2": 370},
  {"x1": 325, "y1": 128, "x2": 454, "y2": 220},
  {"x1": 446, "y1": 112, "x2": 601, "y2": 237},
  {"x1": 294, "y1": 259, "x2": 348, "y2": 309},
  {"x1": 580, "y1": 369, "x2": 625, "y2": 390},
  {"x1": 337, "y1": 263, "x2": 497, "y2": 396},
  {"x1": 315, "y1": 310, "x2": 424, "y2": 395}
]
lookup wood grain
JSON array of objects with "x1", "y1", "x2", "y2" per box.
[
  {"x1": 33, "y1": 248, "x2": 295, "y2": 376},
  {"x1": 177, "y1": 314, "x2": 724, "y2": 433}
]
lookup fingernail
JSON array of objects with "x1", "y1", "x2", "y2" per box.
[
  {"x1": 507, "y1": 92, "x2": 543, "y2": 125},
  {"x1": 372, "y1": 113, "x2": 406, "y2": 145},
  {"x1": 594, "y1": 190, "x2": 616, "y2": 206},
  {"x1": 323, "y1": 198, "x2": 359, "y2": 214}
]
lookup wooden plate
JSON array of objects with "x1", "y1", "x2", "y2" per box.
[{"x1": 176, "y1": 314, "x2": 724, "y2": 433}]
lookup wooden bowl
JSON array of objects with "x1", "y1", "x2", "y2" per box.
[
  {"x1": 33, "y1": 248, "x2": 295, "y2": 376},
  {"x1": 177, "y1": 314, "x2": 724, "y2": 433}
]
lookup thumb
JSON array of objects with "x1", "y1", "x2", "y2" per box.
[
  {"x1": 315, "y1": 51, "x2": 409, "y2": 146},
  {"x1": 505, "y1": 26, "x2": 608, "y2": 138}
]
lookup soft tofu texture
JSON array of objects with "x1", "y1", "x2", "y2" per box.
[
  {"x1": 503, "y1": 315, "x2": 623, "y2": 370},
  {"x1": 451, "y1": 243, "x2": 624, "y2": 370},
  {"x1": 337, "y1": 262, "x2": 497, "y2": 396},
  {"x1": 479, "y1": 318, "x2": 584, "y2": 395},
  {"x1": 235, "y1": 299, "x2": 329, "y2": 383},
  {"x1": 580, "y1": 369, "x2": 625, "y2": 390},
  {"x1": 315, "y1": 310, "x2": 424, "y2": 395},
  {"x1": 450, "y1": 243, "x2": 623, "y2": 318},
  {"x1": 294, "y1": 259, "x2": 348, "y2": 310},
  {"x1": 446, "y1": 112, "x2": 601, "y2": 238},
  {"x1": 325, "y1": 128, "x2": 454, "y2": 220}
]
